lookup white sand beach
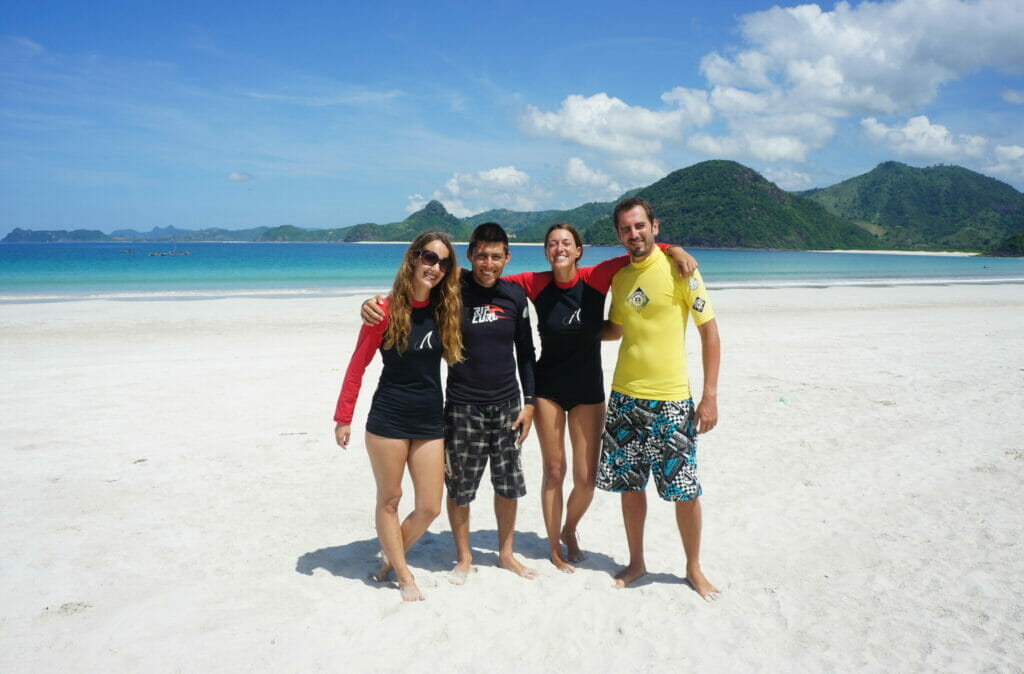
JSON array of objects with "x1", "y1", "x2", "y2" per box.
[{"x1": 2, "y1": 284, "x2": 1023, "y2": 672}]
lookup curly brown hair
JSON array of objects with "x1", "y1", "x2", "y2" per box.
[{"x1": 383, "y1": 232, "x2": 465, "y2": 365}]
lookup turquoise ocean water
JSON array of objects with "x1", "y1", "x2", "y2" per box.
[{"x1": 2, "y1": 242, "x2": 1023, "y2": 301}]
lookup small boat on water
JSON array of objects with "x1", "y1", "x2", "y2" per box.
[{"x1": 119, "y1": 249, "x2": 137, "y2": 253}]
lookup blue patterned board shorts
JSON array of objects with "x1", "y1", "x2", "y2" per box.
[
  {"x1": 596, "y1": 392, "x2": 701, "y2": 502},
  {"x1": 444, "y1": 399, "x2": 526, "y2": 506}
]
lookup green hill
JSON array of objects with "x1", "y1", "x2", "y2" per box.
[
  {"x1": 802, "y1": 161, "x2": 1024, "y2": 251},
  {"x1": 8, "y1": 160, "x2": 1019, "y2": 251},
  {"x1": 2, "y1": 228, "x2": 112, "y2": 242},
  {"x1": 258, "y1": 200, "x2": 469, "y2": 242},
  {"x1": 377, "y1": 200, "x2": 470, "y2": 241},
  {"x1": 465, "y1": 202, "x2": 615, "y2": 239},
  {"x1": 581, "y1": 160, "x2": 880, "y2": 249},
  {"x1": 989, "y1": 232, "x2": 1024, "y2": 257}
]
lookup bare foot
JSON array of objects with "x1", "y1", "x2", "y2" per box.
[
  {"x1": 448, "y1": 560, "x2": 475, "y2": 586},
  {"x1": 549, "y1": 550, "x2": 575, "y2": 574},
  {"x1": 613, "y1": 562, "x2": 647, "y2": 589},
  {"x1": 686, "y1": 566, "x2": 720, "y2": 601},
  {"x1": 397, "y1": 580, "x2": 425, "y2": 602},
  {"x1": 560, "y1": 529, "x2": 586, "y2": 563},
  {"x1": 498, "y1": 555, "x2": 538, "y2": 579},
  {"x1": 373, "y1": 551, "x2": 393, "y2": 582}
]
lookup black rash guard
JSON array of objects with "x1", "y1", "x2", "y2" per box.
[
  {"x1": 334, "y1": 298, "x2": 444, "y2": 438},
  {"x1": 445, "y1": 270, "x2": 536, "y2": 406},
  {"x1": 504, "y1": 245, "x2": 672, "y2": 410}
]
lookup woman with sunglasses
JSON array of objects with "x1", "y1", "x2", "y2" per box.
[
  {"x1": 334, "y1": 232, "x2": 464, "y2": 601},
  {"x1": 503, "y1": 225, "x2": 696, "y2": 573}
]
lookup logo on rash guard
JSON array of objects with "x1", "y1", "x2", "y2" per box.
[
  {"x1": 471, "y1": 304, "x2": 511, "y2": 324},
  {"x1": 416, "y1": 330, "x2": 435, "y2": 350},
  {"x1": 561, "y1": 308, "x2": 582, "y2": 326},
  {"x1": 627, "y1": 287, "x2": 649, "y2": 312}
]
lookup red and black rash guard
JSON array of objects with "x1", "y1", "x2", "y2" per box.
[
  {"x1": 445, "y1": 270, "x2": 536, "y2": 406},
  {"x1": 503, "y1": 244, "x2": 672, "y2": 410},
  {"x1": 334, "y1": 297, "x2": 445, "y2": 438}
]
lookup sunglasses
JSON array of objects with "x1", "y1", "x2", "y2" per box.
[{"x1": 414, "y1": 249, "x2": 453, "y2": 273}]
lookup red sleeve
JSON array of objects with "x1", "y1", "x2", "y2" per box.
[
  {"x1": 578, "y1": 243, "x2": 674, "y2": 293},
  {"x1": 501, "y1": 270, "x2": 552, "y2": 300},
  {"x1": 333, "y1": 301, "x2": 388, "y2": 424}
]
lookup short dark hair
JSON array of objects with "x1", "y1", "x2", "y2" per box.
[
  {"x1": 469, "y1": 222, "x2": 509, "y2": 253},
  {"x1": 612, "y1": 197, "x2": 655, "y2": 229},
  {"x1": 544, "y1": 223, "x2": 583, "y2": 260}
]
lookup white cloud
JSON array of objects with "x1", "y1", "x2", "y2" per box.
[
  {"x1": 861, "y1": 115, "x2": 987, "y2": 160},
  {"x1": 659, "y1": 87, "x2": 715, "y2": 126},
  {"x1": 1, "y1": 36, "x2": 46, "y2": 60},
  {"x1": 994, "y1": 145, "x2": 1024, "y2": 162},
  {"x1": 564, "y1": 157, "x2": 622, "y2": 195},
  {"x1": 409, "y1": 166, "x2": 550, "y2": 216},
  {"x1": 713, "y1": 0, "x2": 1024, "y2": 116},
  {"x1": 1002, "y1": 89, "x2": 1024, "y2": 104},
  {"x1": 245, "y1": 87, "x2": 402, "y2": 107},
  {"x1": 677, "y1": 0, "x2": 1024, "y2": 167},
  {"x1": 609, "y1": 158, "x2": 671, "y2": 184},
  {"x1": 985, "y1": 144, "x2": 1024, "y2": 182},
  {"x1": 687, "y1": 116, "x2": 831, "y2": 163},
  {"x1": 228, "y1": 171, "x2": 253, "y2": 182},
  {"x1": 700, "y1": 50, "x2": 773, "y2": 90},
  {"x1": 405, "y1": 193, "x2": 428, "y2": 213},
  {"x1": 520, "y1": 93, "x2": 694, "y2": 155},
  {"x1": 762, "y1": 166, "x2": 815, "y2": 191},
  {"x1": 517, "y1": 1, "x2": 1024, "y2": 182}
]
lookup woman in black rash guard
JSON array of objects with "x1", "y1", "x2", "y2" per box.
[
  {"x1": 334, "y1": 232, "x2": 464, "y2": 601},
  {"x1": 504, "y1": 224, "x2": 696, "y2": 572}
]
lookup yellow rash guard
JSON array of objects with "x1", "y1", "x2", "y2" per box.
[{"x1": 608, "y1": 247, "x2": 715, "y2": 401}]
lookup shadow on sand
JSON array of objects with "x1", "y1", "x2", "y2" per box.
[{"x1": 296, "y1": 528, "x2": 623, "y2": 586}]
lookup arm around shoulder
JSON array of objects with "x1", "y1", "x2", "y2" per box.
[{"x1": 601, "y1": 320, "x2": 623, "y2": 341}]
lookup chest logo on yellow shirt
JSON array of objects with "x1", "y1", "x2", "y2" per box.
[{"x1": 627, "y1": 287, "x2": 649, "y2": 312}]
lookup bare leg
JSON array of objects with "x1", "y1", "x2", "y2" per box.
[
  {"x1": 375, "y1": 438, "x2": 444, "y2": 581},
  {"x1": 364, "y1": 433, "x2": 424, "y2": 601},
  {"x1": 535, "y1": 398, "x2": 573, "y2": 572},
  {"x1": 560, "y1": 402, "x2": 603, "y2": 563},
  {"x1": 614, "y1": 490, "x2": 648, "y2": 588},
  {"x1": 495, "y1": 495, "x2": 537, "y2": 579},
  {"x1": 446, "y1": 498, "x2": 474, "y2": 585},
  {"x1": 676, "y1": 498, "x2": 720, "y2": 600}
]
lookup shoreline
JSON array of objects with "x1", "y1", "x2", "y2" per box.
[
  {"x1": 4, "y1": 240, "x2": 992, "y2": 256},
  {"x1": 811, "y1": 248, "x2": 980, "y2": 256},
  {"x1": 4, "y1": 275, "x2": 1024, "y2": 304}
]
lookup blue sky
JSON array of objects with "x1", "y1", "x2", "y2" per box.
[{"x1": 2, "y1": 0, "x2": 1023, "y2": 236}]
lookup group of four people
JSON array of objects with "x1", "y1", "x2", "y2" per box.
[{"x1": 334, "y1": 197, "x2": 721, "y2": 603}]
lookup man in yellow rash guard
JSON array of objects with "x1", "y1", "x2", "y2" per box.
[{"x1": 597, "y1": 196, "x2": 722, "y2": 601}]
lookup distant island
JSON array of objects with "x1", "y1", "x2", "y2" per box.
[{"x1": 5, "y1": 160, "x2": 1022, "y2": 254}]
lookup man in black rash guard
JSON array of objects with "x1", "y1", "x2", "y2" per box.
[{"x1": 362, "y1": 223, "x2": 539, "y2": 582}]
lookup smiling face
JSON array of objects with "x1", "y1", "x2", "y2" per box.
[
  {"x1": 467, "y1": 241, "x2": 510, "y2": 288},
  {"x1": 545, "y1": 226, "x2": 582, "y2": 273},
  {"x1": 411, "y1": 238, "x2": 451, "y2": 296},
  {"x1": 615, "y1": 204, "x2": 659, "y2": 260}
]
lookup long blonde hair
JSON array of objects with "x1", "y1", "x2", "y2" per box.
[{"x1": 383, "y1": 232, "x2": 465, "y2": 365}]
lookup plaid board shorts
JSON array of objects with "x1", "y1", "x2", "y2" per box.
[
  {"x1": 596, "y1": 392, "x2": 701, "y2": 502},
  {"x1": 444, "y1": 399, "x2": 526, "y2": 506}
]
